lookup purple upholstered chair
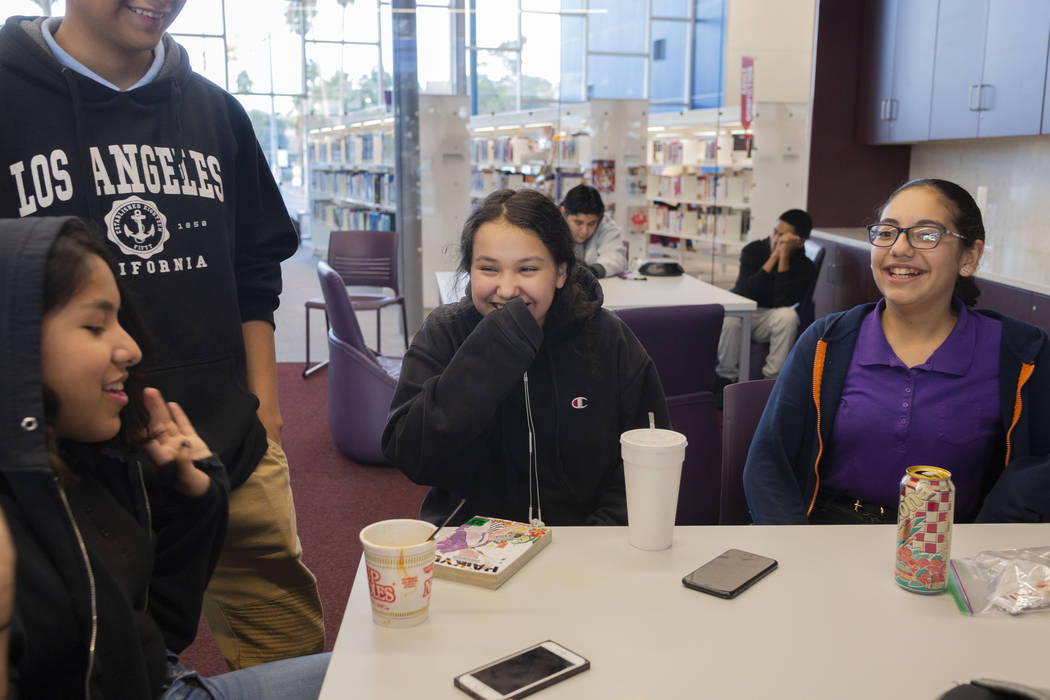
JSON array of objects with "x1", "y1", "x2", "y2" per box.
[
  {"x1": 615, "y1": 304, "x2": 725, "y2": 525},
  {"x1": 318, "y1": 261, "x2": 402, "y2": 465},
  {"x1": 719, "y1": 378, "x2": 775, "y2": 524},
  {"x1": 304, "y1": 230, "x2": 407, "y2": 377}
]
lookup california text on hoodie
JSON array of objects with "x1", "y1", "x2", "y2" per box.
[
  {"x1": 0, "y1": 216, "x2": 229, "y2": 699},
  {"x1": 382, "y1": 267, "x2": 669, "y2": 526},
  {"x1": 743, "y1": 301, "x2": 1050, "y2": 524},
  {"x1": 0, "y1": 17, "x2": 298, "y2": 488}
]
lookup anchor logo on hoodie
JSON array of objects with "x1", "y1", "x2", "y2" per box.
[{"x1": 105, "y1": 195, "x2": 170, "y2": 259}]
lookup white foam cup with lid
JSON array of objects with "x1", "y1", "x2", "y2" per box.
[{"x1": 620, "y1": 421, "x2": 687, "y2": 550}]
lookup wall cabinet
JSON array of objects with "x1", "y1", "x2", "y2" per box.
[
  {"x1": 930, "y1": 0, "x2": 1050, "y2": 139},
  {"x1": 1044, "y1": 40, "x2": 1050, "y2": 134},
  {"x1": 858, "y1": 0, "x2": 1050, "y2": 144},
  {"x1": 858, "y1": 0, "x2": 939, "y2": 144}
]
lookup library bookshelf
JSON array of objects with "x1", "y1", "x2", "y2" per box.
[
  {"x1": 306, "y1": 96, "x2": 471, "y2": 309},
  {"x1": 643, "y1": 108, "x2": 754, "y2": 288},
  {"x1": 307, "y1": 107, "x2": 396, "y2": 254},
  {"x1": 467, "y1": 100, "x2": 649, "y2": 256}
]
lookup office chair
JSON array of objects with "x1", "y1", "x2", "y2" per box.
[
  {"x1": 304, "y1": 229, "x2": 407, "y2": 378},
  {"x1": 317, "y1": 261, "x2": 402, "y2": 465}
]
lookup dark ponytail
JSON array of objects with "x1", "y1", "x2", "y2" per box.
[
  {"x1": 881, "y1": 178, "x2": 984, "y2": 307},
  {"x1": 953, "y1": 274, "x2": 980, "y2": 308}
]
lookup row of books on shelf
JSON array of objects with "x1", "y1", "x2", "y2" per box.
[
  {"x1": 471, "y1": 174, "x2": 559, "y2": 202},
  {"x1": 471, "y1": 169, "x2": 527, "y2": 193},
  {"x1": 554, "y1": 133, "x2": 590, "y2": 163},
  {"x1": 470, "y1": 133, "x2": 596, "y2": 168},
  {"x1": 644, "y1": 204, "x2": 750, "y2": 240},
  {"x1": 309, "y1": 131, "x2": 394, "y2": 167},
  {"x1": 311, "y1": 200, "x2": 395, "y2": 231},
  {"x1": 648, "y1": 133, "x2": 753, "y2": 167},
  {"x1": 647, "y1": 170, "x2": 752, "y2": 204},
  {"x1": 311, "y1": 169, "x2": 396, "y2": 208},
  {"x1": 471, "y1": 136, "x2": 544, "y2": 167}
]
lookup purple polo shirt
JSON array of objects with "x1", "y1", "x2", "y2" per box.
[{"x1": 822, "y1": 299, "x2": 1003, "y2": 521}]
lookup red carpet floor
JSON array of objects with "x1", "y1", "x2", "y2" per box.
[{"x1": 178, "y1": 363, "x2": 428, "y2": 677}]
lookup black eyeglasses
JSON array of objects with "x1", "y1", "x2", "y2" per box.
[{"x1": 867, "y1": 224, "x2": 967, "y2": 250}]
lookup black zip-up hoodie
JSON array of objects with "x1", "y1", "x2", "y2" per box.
[
  {"x1": 0, "y1": 217, "x2": 229, "y2": 699},
  {"x1": 382, "y1": 268, "x2": 670, "y2": 526},
  {"x1": 0, "y1": 17, "x2": 298, "y2": 487}
]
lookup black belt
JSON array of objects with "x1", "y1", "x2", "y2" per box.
[{"x1": 810, "y1": 492, "x2": 894, "y2": 525}]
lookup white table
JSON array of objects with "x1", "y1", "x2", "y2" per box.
[
  {"x1": 320, "y1": 524, "x2": 1050, "y2": 699},
  {"x1": 434, "y1": 271, "x2": 758, "y2": 380}
]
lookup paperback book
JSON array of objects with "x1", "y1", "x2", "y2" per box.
[{"x1": 433, "y1": 516, "x2": 552, "y2": 589}]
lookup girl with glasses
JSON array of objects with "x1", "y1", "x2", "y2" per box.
[{"x1": 743, "y1": 178, "x2": 1050, "y2": 525}]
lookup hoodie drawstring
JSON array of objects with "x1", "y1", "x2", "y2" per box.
[
  {"x1": 170, "y1": 79, "x2": 189, "y2": 185},
  {"x1": 523, "y1": 371, "x2": 544, "y2": 527}
]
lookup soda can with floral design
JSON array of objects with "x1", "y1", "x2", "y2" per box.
[{"x1": 895, "y1": 466, "x2": 954, "y2": 594}]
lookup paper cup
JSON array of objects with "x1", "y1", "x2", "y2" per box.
[
  {"x1": 621, "y1": 428, "x2": 687, "y2": 550},
  {"x1": 359, "y1": 519, "x2": 437, "y2": 627}
]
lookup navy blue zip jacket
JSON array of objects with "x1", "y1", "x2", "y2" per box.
[
  {"x1": 0, "y1": 17, "x2": 298, "y2": 488},
  {"x1": 743, "y1": 302, "x2": 1050, "y2": 524},
  {"x1": 0, "y1": 217, "x2": 229, "y2": 699}
]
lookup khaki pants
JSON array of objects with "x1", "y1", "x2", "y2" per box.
[
  {"x1": 715, "y1": 306, "x2": 800, "y2": 381},
  {"x1": 202, "y1": 439, "x2": 325, "y2": 669}
]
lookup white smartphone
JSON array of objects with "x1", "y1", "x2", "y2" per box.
[{"x1": 453, "y1": 640, "x2": 590, "y2": 700}]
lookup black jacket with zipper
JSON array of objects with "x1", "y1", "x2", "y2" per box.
[
  {"x1": 382, "y1": 267, "x2": 670, "y2": 526},
  {"x1": 0, "y1": 217, "x2": 229, "y2": 699},
  {"x1": 0, "y1": 16, "x2": 298, "y2": 488}
]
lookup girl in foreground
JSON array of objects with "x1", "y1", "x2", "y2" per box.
[
  {"x1": 383, "y1": 189, "x2": 668, "y2": 526},
  {"x1": 0, "y1": 217, "x2": 328, "y2": 698},
  {"x1": 744, "y1": 179, "x2": 1050, "y2": 524}
]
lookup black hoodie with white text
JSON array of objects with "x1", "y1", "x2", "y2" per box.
[{"x1": 0, "y1": 16, "x2": 297, "y2": 487}]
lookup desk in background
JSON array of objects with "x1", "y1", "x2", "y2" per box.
[
  {"x1": 320, "y1": 524, "x2": 1049, "y2": 699},
  {"x1": 434, "y1": 271, "x2": 757, "y2": 380}
]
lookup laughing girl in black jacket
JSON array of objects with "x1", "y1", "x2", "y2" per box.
[
  {"x1": 0, "y1": 217, "x2": 328, "y2": 699},
  {"x1": 383, "y1": 189, "x2": 669, "y2": 526}
]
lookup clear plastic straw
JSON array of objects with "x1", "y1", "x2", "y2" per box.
[{"x1": 649, "y1": 411, "x2": 655, "y2": 430}]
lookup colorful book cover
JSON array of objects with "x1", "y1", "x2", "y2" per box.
[
  {"x1": 591, "y1": 159, "x2": 616, "y2": 193},
  {"x1": 433, "y1": 516, "x2": 552, "y2": 589}
]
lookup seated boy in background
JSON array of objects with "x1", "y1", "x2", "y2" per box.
[{"x1": 560, "y1": 184, "x2": 627, "y2": 278}]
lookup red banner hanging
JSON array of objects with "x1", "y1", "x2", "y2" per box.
[{"x1": 741, "y1": 56, "x2": 754, "y2": 130}]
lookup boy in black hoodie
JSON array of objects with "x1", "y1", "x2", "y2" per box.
[{"x1": 0, "y1": 3, "x2": 323, "y2": 667}]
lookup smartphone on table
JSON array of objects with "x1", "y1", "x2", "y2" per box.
[
  {"x1": 454, "y1": 640, "x2": 590, "y2": 699},
  {"x1": 682, "y1": 548, "x2": 778, "y2": 599}
]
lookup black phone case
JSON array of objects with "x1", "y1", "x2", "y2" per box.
[
  {"x1": 681, "y1": 553, "x2": 778, "y2": 599},
  {"x1": 453, "y1": 642, "x2": 590, "y2": 700}
]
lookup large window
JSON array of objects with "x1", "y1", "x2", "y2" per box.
[
  {"x1": 467, "y1": 0, "x2": 726, "y2": 114},
  {"x1": 7, "y1": 0, "x2": 728, "y2": 183}
]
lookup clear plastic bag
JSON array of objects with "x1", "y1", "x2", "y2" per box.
[{"x1": 948, "y1": 546, "x2": 1050, "y2": 616}]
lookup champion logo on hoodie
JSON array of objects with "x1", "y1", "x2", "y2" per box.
[
  {"x1": 105, "y1": 196, "x2": 170, "y2": 259},
  {"x1": 571, "y1": 396, "x2": 589, "y2": 409}
]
